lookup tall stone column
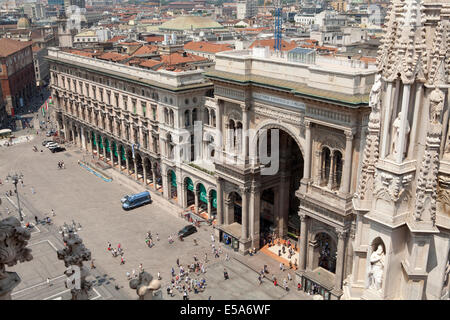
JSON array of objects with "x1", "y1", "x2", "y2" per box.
[
  {"x1": 249, "y1": 184, "x2": 261, "y2": 249},
  {"x1": 241, "y1": 187, "x2": 249, "y2": 240},
  {"x1": 299, "y1": 214, "x2": 308, "y2": 272},
  {"x1": 117, "y1": 146, "x2": 122, "y2": 170},
  {"x1": 143, "y1": 161, "x2": 147, "y2": 185},
  {"x1": 0, "y1": 217, "x2": 33, "y2": 300},
  {"x1": 303, "y1": 120, "x2": 312, "y2": 180},
  {"x1": 395, "y1": 84, "x2": 411, "y2": 163},
  {"x1": 381, "y1": 82, "x2": 394, "y2": 158},
  {"x1": 314, "y1": 150, "x2": 322, "y2": 185},
  {"x1": 242, "y1": 105, "x2": 248, "y2": 162},
  {"x1": 194, "y1": 189, "x2": 199, "y2": 214},
  {"x1": 57, "y1": 231, "x2": 92, "y2": 300},
  {"x1": 81, "y1": 127, "x2": 86, "y2": 150},
  {"x1": 216, "y1": 178, "x2": 223, "y2": 226},
  {"x1": 207, "y1": 194, "x2": 212, "y2": 218},
  {"x1": 103, "y1": 139, "x2": 107, "y2": 160},
  {"x1": 125, "y1": 154, "x2": 130, "y2": 174},
  {"x1": 327, "y1": 150, "x2": 335, "y2": 189},
  {"x1": 96, "y1": 135, "x2": 100, "y2": 157},
  {"x1": 341, "y1": 130, "x2": 354, "y2": 194},
  {"x1": 152, "y1": 165, "x2": 157, "y2": 190},
  {"x1": 333, "y1": 230, "x2": 347, "y2": 294},
  {"x1": 134, "y1": 156, "x2": 139, "y2": 181}
]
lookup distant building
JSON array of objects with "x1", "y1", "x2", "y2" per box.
[
  {"x1": 64, "y1": 0, "x2": 86, "y2": 9},
  {"x1": 237, "y1": 0, "x2": 257, "y2": 20},
  {"x1": 0, "y1": 38, "x2": 36, "y2": 117},
  {"x1": 23, "y1": 3, "x2": 47, "y2": 20}
]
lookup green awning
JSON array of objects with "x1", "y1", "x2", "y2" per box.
[
  {"x1": 211, "y1": 190, "x2": 217, "y2": 208},
  {"x1": 120, "y1": 145, "x2": 126, "y2": 161},
  {"x1": 199, "y1": 184, "x2": 207, "y2": 203},
  {"x1": 92, "y1": 132, "x2": 96, "y2": 146},
  {"x1": 171, "y1": 170, "x2": 177, "y2": 187},
  {"x1": 113, "y1": 142, "x2": 118, "y2": 157},
  {"x1": 186, "y1": 178, "x2": 194, "y2": 191},
  {"x1": 98, "y1": 136, "x2": 104, "y2": 149},
  {"x1": 105, "y1": 139, "x2": 110, "y2": 153}
]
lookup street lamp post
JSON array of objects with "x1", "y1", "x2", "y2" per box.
[{"x1": 7, "y1": 173, "x2": 24, "y2": 222}]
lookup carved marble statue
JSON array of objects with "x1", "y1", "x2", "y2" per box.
[
  {"x1": 391, "y1": 112, "x2": 410, "y2": 157},
  {"x1": 369, "y1": 73, "x2": 382, "y2": 111},
  {"x1": 57, "y1": 231, "x2": 92, "y2": 300},
  {"x1": 0, "y1": 217, "x2": 33, "y2": 300},
  {"x1": 367, "y1": 245, "x2": 385, "y2": 292},
  {"x1": 129, "y1": 271, "x2": 161, "y2": 300}
]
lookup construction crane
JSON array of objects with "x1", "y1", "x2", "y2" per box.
[{"x1": 273, "y1": 0, "x2": 282, "y2": 52}]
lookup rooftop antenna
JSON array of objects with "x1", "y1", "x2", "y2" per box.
[{"x1": 273, "y1": 0, "x2": 282, "y2": 52}]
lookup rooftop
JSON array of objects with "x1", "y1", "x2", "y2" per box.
[
  {"x1": 159, "y1": 15, "x2": 224, "y2": 31},
  {"x1": 0, "y1": 38, "x2": 32, "y2": 57},
  {"x1": 184, "y1": 41, "x2": 233, "y2": 54}
]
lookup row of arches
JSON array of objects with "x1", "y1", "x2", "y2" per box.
[{"x1": 166, "y1": 170, "x2": 217, "y2": 218}]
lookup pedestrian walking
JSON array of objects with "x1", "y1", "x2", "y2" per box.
[
  {"x1": 258, "y1": 275, "x2": 262, "y2": 285},
  {"x1": 91, "y1": 259, "x2": 96, "y2": 269},
  {"x1": 283, "y1": 279, "x2": 288, "y2": 291},
  {"x1": 156, "y1": 233, "x2": 160, "y2": 241},
  {"x1": 157, "y1": 272, "x2": 161, "y2": 280},
  {"x1": 126, "y1": 271, "x2": 131, "y2": 280},
  {"x1": 183, "y1": 291, "x2": 188, "y2": 300},
  {"x1": 139, "y1": 263, "x2": 143, "y2": 272},
  {"x1": 34, "y1": 216, "x2": 38, "y2": 224},
  {"x1": 120, "y1": 257, "x2": 125, "y2": 265},
  {"x1": 225, "y1": 253, "x2": 230, "y2": 261},
  {"x1": 31, "y1": 187, "x2": 35, "y2": 194},
  {"x1": 280, "y1": 262, "x2": 284, "y2": 271},
  {"x1": 204, "y1": 253, "x2": 208, "y2": 262},
  {"x1": 176, "y1": 258, "x2": 180, "y2": 267},
  {"x1": 171, "y1": 267, "x2": 175, "y2": 277},
  {"x1": 51, "y1": 209, "x2": 55, "y2": 216},
  {"x1": 211, "y1": 233, "x2": 215, "y2": 243},
  {"x1": 132, "y1": 269, "x2": 136, "y2": 278},
  {"x1": 288, "y1": 273, "x2": 292, "y2": 281},
  {"x1": 47, "y1": 278, "x2": 51, "y2": 286},
  {"x1": 223, "y1": 268, "x2": 229, "y2": 280}
]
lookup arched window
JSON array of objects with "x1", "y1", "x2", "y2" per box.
[
  {"x1": 334, "y1": 151, "x2": 343, "y2": 190},
  {"x1": 205, "y1": 108, "x2": 210, "y2": 125},
  {"x1": 185, "y1": 110, "x2": 190, "y2": 127},
  {"x1": 322, "y1": 147, "x2": 331, "y2": 186},
  {"x1": 192, "y1": 108, "x2": 198, "y2": 122},
  {"x1": 211, "y1": 110, "x2": 216, "y2": 127},
  {"x1": 170, "y1": 110, "x2": 174, "y2": 127},
  {"x1": 164, "y1": 108, "x2": 169, "y2": 124}
]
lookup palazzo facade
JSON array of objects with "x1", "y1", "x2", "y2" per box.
[
  {"x1": 205, "y1": 49, "x2": 377, "y2": 299},
  {"x1": 47, "y1": 47, "x2": 221, "y2": 219}
]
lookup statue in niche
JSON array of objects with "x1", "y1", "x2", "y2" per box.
[
  {"x1": 390, "y1": 112, "x2": 410, "y2": 158},
  {"x1": 367, "y1": 244, "x2": 385, "y2": 292}
]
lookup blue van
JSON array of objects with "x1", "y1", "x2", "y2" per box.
[{"x1": 122, "y1": 191, "x2": 152, "y2": 210}]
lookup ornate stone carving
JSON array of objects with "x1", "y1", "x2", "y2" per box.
[
  {"x1": 57, "y1": 231, "x2": 92, "y2": 300},
  {"x1": 414, "y1": 88, "x2": 445, "y2": 224},
  {"x1": 0, "y1": 217, "x2": 33, "y2": 300},
  {"x1": 129, "y1": 271, "x2": 161, "y2": 300},
  {"x1": 373, "y1": 172, "x2": 413, "y2": 204},
  {"x1": 254, "y1": 104, "x2": 302, "y2": 125},
  {"x1": 437, "y1": 176, "x2": 450, "y2": 214}
]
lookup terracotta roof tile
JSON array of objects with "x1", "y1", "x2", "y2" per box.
[
  {"x1": 249, "y1": 39, "x2": 297, "y2": 51},
  {"x1": 184, "y1": 41, "x2": 233, "y2": 54},
  {"x1": 0, "y1": 39, "x2": 32, "y2": 57},
  {"x1": 132, "y1": 44, "x2": 158, "y2": 56},
  {"x1": 98, "y1": 52, "x2": 129, "y2": 62}
]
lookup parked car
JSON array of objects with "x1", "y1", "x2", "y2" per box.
[
  {"x1": 178, "y1": 225, "x2": 197, "y2": 238},
  {"x1": 42, "y1": 140, "x2": 53, "y2": 146},
  {"x1": 46, "y1": 142, "x2": 58, "y2": 148},
  {"x1": 50, "y1": 146, "x2": 66, "y2": 153}
]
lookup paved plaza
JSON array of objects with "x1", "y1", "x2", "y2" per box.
[{"x1": 0, "y1": 131, "x2": 311, "y2": 300}]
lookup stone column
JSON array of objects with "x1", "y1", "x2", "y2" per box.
[
  {"x1": 395, "y1": 84, "x2": 411, "y2": 163},
  {"x1": 249, "y1": 184, "x2": 261, "y2": 249},
  {"x1": 340, "y1": 130, "x2": 354, "y2": 194},
  {"x1": 242, "y1": 105, "x2": 248, "y2": 162},
  {"x1": 207, "y1": 194, "x2": 212, "y2": 218},
  {"x1": 334, "y1": 230, "x2": 347, "y2": 292},
  {"x1": 278, "y1": 173, "x2": 289, "y2": 237},
  {"x1": 125, "y1": 154, "x2": 130, "y2": 174},
  {"x1": 117, "y1": 146, "x2": 122, "y2": 170},
  {"x1": 96, "y1": 135, "x2": 100, "y2": 157},
  {"x1": 103, "y1": 139, "x2": 107, "y2": 160},
  {"x1": 134, "y1": 156, "x2": 139, "y2": 181},
  {"x1": 241, "y1": 187, "x2": 249, "y2": 240},
  {"x1": 299, "y1": 214, "x2": 308, "y2": 272},
  {"x1": 216, "y1": 178, "x2": 223, "y2": 226},
  {"x1": 81, "y1": 127, "x2": 86, "y2": 150},
  {"x1": 327, "y1": 150, "x2": 335, "y2": 189},
  {"x1": 314, "y1": 150, "x2": 322, "y2": 185},
  {"x1": 143, "y1": 161, "x2": 147, "y2": 185},
  {"x1": 0, "y1": 217, "x2": 33, "y2": 300},
  {"x1": 152, "y1": 165, "x2": 157, "y2": 190},
  {"x1": 381, "y1": 82, "x2": 394, "y2": 158},
  {"x1": 303, "y1": 120, "x2": 312, "y2": 180},
  {"x1": 194, "y1": 188, "x2": 199, "y2": 214}
]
